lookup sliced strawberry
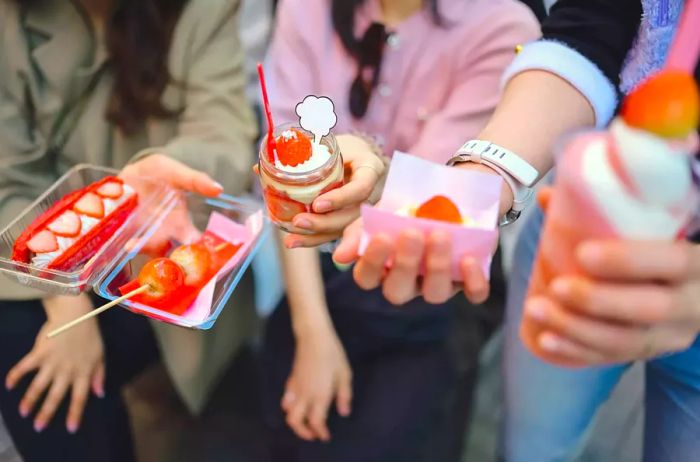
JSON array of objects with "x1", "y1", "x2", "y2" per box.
[
  {"x1": 27, "y1": 230, "x2": 58, "y2": 254},
  {"x1": 415, "y1": 195, "x2": 463, "y2": 224},
  {"x1": 275, "y1": 128, "x2": 313, "y2": 167},
  {"x1": 47, "y1": 210, "x2": 82, "y2": 237},
  {"x1": 264, "y1": 186, "x2": 307, "y2": 222},
  {"x1": 74, "y1": 192, "x2": 105, "y2": 218},
  {"x1": 96, "y1": 181, "x2": 124, "y2": 199}
]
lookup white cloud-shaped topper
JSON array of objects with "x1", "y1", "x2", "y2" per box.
[{"x1": 295, "y1": 95, "x2": 338, "y2": 142}]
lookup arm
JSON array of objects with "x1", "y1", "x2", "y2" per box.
[{"x1": 132, "y1": 0, "x2": 257, "y2": 196}]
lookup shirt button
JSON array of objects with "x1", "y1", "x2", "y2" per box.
[
  {"x1": 387, "y1": 34, "x2": 400, "y2": 49},
  {"x1": 378, "y1": 84, "x2": 392, "y2": 97}
]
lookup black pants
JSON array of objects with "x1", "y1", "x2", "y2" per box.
[
  {"x1": 0, "y1": 297, "x2": 158, "y2": 462},
  {"x1": 262, "y1": 253, "x2": 505, "y2": 462}
]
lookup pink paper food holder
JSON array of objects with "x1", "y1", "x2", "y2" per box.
[{"x1": 359, "y1": 152, "x2": 502, "y2": 280}]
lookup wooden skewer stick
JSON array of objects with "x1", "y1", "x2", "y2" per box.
[
  {"x1": 214, "y1": 242, "x2": 230, "y2": 253},
  {"x1": 47, "y1": 285, "x2": 150, "y2": 339}
]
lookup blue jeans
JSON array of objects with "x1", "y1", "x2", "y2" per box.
[{"x1": 502, "y1": 208, "x2": 700, "y2": 462}]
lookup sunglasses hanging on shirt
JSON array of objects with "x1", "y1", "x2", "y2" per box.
[{"x1": 349, "y1": 22, "x2": 390, "y2": 119}]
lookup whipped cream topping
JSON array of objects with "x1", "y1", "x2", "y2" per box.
[
  {"x1": 30, "y1": 184, "x2": 136, "y2": 268},
  {"x1": 274, "y1": 133, "x2": 332, "y2": 174},
  {"x1": 581, "y1": 119, "x2": 697, "y2": 240}
]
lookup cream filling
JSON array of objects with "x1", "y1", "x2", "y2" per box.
[
  {"x1": 30, "y1": 184, "x2": 136, "y2": 268},
  {"x1": 264, "y1": 160, "x2": 343, "y2": 205}
]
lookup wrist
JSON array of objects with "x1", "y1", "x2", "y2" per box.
[
  {"x1": 42, "y1": 294, "x2": 93, "y2": 322},
  {"x1": 454, "y1": 162, "x2": 515, "y2": 216}
]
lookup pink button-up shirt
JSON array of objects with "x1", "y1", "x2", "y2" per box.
[{"x1": 265, "y1": 0, "x2": 540, "y2": 163}]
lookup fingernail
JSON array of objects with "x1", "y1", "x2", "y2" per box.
[
  {"x1": 539, "y1": 333, "x2": 560, "y2": 352},
  {"x1": 333, "y1": 260, "x2": 353, "y2": 272},
  {"x1": 314, "y1": 200, "x2": 332, "y2": 213},
  {"x1": 19, "y1": 405, "x2": 29, "y2": 418},
  {"x1": 97, "y1": 389, "x2": 105, "y2": 399},
  {"x1": 67, "y1": 422, "x2": 78, "y2": 434},
  {"x1": 526, "y1": 299, "x2": 547, "y2": 321},
  {"x1": 550, "y1": 278, "x2": 570, "y2": 298},
  {"x1": 34, "y1": 421, "x2": 45, "y2": 433},
  {"x1": 286, "y1": 240, "x2": 301, "y2": 249},
  {"x1": 293, "y1": 218, "x2": 312, "y2": 230},
  {"x1": 577, "y1": 242, "x2": 602, "y2": 265},
  {"x1": 213, "y1": 181, "x2": 224, "y2": 191}
]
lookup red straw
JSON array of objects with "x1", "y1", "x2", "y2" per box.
[
  {"x1": 666, "y1": 0, "x2": 700, "y2": 73},
  {"x1": 257, "y1": 63, "x2": 277, "y2": 163}
]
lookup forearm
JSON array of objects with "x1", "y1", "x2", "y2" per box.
[
  {"x1": 278, "y1": 232, "x2": 334, "y2": 337},
  {"x1": 459, "y1": 70, "x2": 596, "y2": 214}
]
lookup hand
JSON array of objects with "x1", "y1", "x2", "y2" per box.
[
  {"x1": 283, "y1": 134, "x2": 387, "y2": 248},
  {"x1": 120, "y1": 153, "x2": 223, "y2": 197},
  {"x1": 5, "y1": 294, "x2": 105, "y2": 434},
  {"x1": 282, "y1": 327, "x2": 353, "y2": 442},
  {"x1": 334, "y1": 220, "x2": 490, "y2": 305},
  {"x1": 121, "y1": 154, "x2": 218, "y2": 255},
  {"x1": 524, "y1": 239, "x2": 700, "y2": 366}
]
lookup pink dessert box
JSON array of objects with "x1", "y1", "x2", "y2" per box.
[{"x1": 359, "y1": 152, "x2": 502, "y2": 281}]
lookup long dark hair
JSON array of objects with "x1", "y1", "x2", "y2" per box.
[
  {"x1": 331, "y1": 0, "x2": 441, "y2": 57},
  {"x1": 19, "y1": 0, "x2": 189, "y2": 134}
]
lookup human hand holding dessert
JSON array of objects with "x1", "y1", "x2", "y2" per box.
[
  {"x1": 5, "y1": 294, "x2": 105, "y2": 435},
  {"x1": 283, "y1": 134, "x2": 387, "y2": 248},
  {"x1": 522, "y1": 69, "x2": 700, "y2": 366}
]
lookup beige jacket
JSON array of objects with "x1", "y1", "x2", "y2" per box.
[{"x1": 0, "y1": 0, "x2": 259, "y2": 413}]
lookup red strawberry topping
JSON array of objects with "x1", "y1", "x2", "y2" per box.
[
  {"x1": 263, "y1": 186, "x2": 308, "y2": 222},
  {"x1": 415, "y1": 195, "x2": 463, "y2": 224},
  {"x1": 275, "y1": 128, "x2": 313, "y2": 167},
  {"x1": 74, "y1": 192, "x2": 105, "y2": 218},
  {"x1": 27, "y1": 230, "x2": 59, "y2": 254},
  {"x1": 47, "y1": 210, "x2": 82, "y2": 237},
  {"x1": 96, "y1": 181, "x2": 124, "y2": 199}
]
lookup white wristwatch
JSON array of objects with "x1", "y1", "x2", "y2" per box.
[{"x1": 447, "y1": 140, "x2": 539, "y2": 226}]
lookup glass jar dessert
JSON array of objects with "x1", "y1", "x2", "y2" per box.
[{"x1": 258, "y1": 123, "x2": 345, "y2": 233}]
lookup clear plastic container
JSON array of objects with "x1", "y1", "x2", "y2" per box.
[
  {"x1": 94, "y1": 193, "x2": 269, "y2": 329},
  {"x1": 0, "y1": 164, "x2": 173, "y2": 295},
  {"x1": 258, "y1": 123, "x2": 344, "y2": 232}
]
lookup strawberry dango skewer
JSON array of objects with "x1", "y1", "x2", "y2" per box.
[{"x1": 47, "y1": 258, "x2": 186, "y2": 338}]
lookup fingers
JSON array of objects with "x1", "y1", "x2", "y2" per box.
[
  {"x1": 381, "y1": 230, "x2": 424, "y2": 305},
  {"x1": 291, "y1": 208, "x2": 360, "y2": 236},
  {"x1": 91, "y1": 363, "x2": 105, "y2": 398},
  {"x1": 285, "y1": 398, "x2": 315, "y2": 441},
  {"x1": 19, "y1": 366, "x2": 53, "y2": 419},
  {"x1": 421, "y1": 231, "x2": 454, "y2": 304},
  {"x1": 550, "y1": 277, "x2": 680, "y2": 324},
  {"x1": 284, "y1": 232, "x2": 342, "y2": 249},
  {"x1": 6, "y1": 352, "x2": 39, "y2": 391},
  {"x1": 335, "y1": 371, "x2": 353, "y2": 418},
  {"x1": 34, "y1": 375, "x2": 70, "y2": 433},
  {"x1": 353, "y1": 233, "x2": 393, "y2": 290},
  {"x1": 536, "y1": 331, "x2": 607, "y2": 365},
  {"x1": 461, "y1": 257, "x2": 490, "y2": 304},
  {"x1": 67, "y1": 377, "x2": 90, "y2": 434},
  {"x1": 577, "y1": 240, "x2": 699, "y2": 283},
  {"x1": 524, "y1": 296, "x2": 648, "y2": 358},
  {"x1": 333, "y1": 219, "x2": 364, "y2": 264},
  {"x1": 308, "y1": 398, "x2": 332, "y2": 442},
  {"x1": 312, "y1": 167, "x2": 377, "y2": 213}
]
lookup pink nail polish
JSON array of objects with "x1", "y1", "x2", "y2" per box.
[
  {"x1": 19, "y1": 406, "x2": 29, "y2": 418},
  {"x1": 34, "y1": 421, "x2": 45, "y2": 433},
  {"x1": 539, "y1": 333, "x2": 559, "y2": 352},
  {"x1": 67, "y1": 422, "x2": 78, "y2": 434}
]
